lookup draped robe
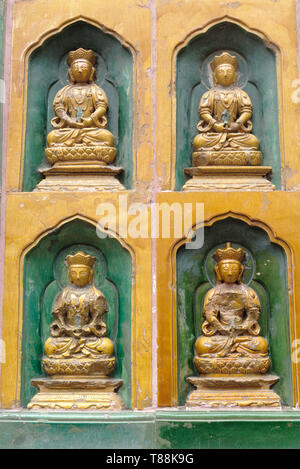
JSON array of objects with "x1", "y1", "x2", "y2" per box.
[
  {"x1": 195, "y1": 283, "x2": 268, "y2": 357},
  {"x1": 44, "y1": 285, "x2": 114, "y2": 359},
  {"x1": 193, "y1": 87, "x2": 259, "y2": 151},
  {"x1": 47, "y1": 83, "x2": 114, "y2": 147}
]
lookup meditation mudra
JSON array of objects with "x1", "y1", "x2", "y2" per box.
[
  {"x1": 192, "y1": 52, "x2": 262, "y2": 166},
  {"x1": 45, "y1": 48, "x2": 116, "y2": 165},
  {"x1": 43, "y1": 251, "x2": 115, "y2": 377},
  {"x1": 194, "y1": 243, "x2": 270, "y2": 375}
]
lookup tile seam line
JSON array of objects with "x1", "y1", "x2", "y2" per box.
[
  {"x1": 0, "y1": 0, "x2": 14, "y2": 394},
  {"x1": 297, "y1": 0, "x2": 300, "y2": 75},
  {"x1": 150, "y1": 0, "x2": 158, "y2": 409}
]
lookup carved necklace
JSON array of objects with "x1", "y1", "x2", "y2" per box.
[
  {"x1": 69, "y1": 292, "x2": 87, "y2": 315},
  {"x1": 219, "y1": 91, "x2": 235, "y2": 109},
  {"x1": 69, "y1": 93, "x2": 90, "y2": 113},
  {"x1": 72, "y1": 87, "x2": 88, "y2": 106}
]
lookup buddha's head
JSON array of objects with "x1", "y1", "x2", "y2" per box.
[
  {"x1": 211, "y1": 52, "x2": 238, "y2": 87},
  {"x1": 217, "y1": 259, "x2": 243, "y2": 284},
  {"x1": 213, "y1": 242, "x2": 245, "y2": 284},
  {"x1": 66, "y1": 251, "x2": 96, "y2": 287},
  {"x1": 67, "y1": 48, "x2": 97, "y2": 84}
]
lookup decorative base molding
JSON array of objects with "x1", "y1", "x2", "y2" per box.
[
  {"x1": 186, "y1": 374, "x2": 281, "y2": 409},
  {"x1": 194, "y1": 356, "x2": 270, "y2": 375},
  {"x1": 183, "y1": 166, "x2": 275, "y2": 192},
  {"x1": 42, "y1": 356, "x2": 116, "y2": 376},
  {"x1": 34, "y1": 162, "x2": 125, "y2": 192},
  {"x1": 45, "y1": 145, "x2": 117, "y2": 165},
  {"x1": 192, "y1": 150, "x2": 262, "y2": 167},
  {"x1": 28, "y1": 377, "x2": 125, "y2": 411}
]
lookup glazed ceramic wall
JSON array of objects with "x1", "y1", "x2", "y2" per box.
[
  {"x1": 23, "y1": 20, "x2": 133, "y2": 191},
  {"x1": 176, "y1": 218, "x2": 292, "y2": 406},
  {"x1": 21, "y1": 219, "x2": 132, "y2": 408},
  {"x1": 175, "y1": 22, "x2": 281, "y2": 190},
  {"x1": 1, "y1": 0, "x2": 300, "y2": 434}
]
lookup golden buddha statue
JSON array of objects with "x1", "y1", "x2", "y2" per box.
[
  {"x1": 194, "y1": 243, "x2": 269, "y2": 374},
  {"x1": 35, "y1": 47, "x2": 125, "y2": 191},
  {"x1": 42, "y1": 251, "x2": 115, "y2": 375},
  {"x1": 183, "y1": 52, "x2": 274, "y2": 191},
  {"x1": 192, "y1": 52, "x2": 262, "y2": 166},
  {"x1": 28, "y1": 251, "x2": 125, "y2": 410},
  {"x1": 45, "y1": 48, "x2": 116, "y2": 166},
  {"x1": 186, "y1": 243, "x2": 280, "y2": 408}
]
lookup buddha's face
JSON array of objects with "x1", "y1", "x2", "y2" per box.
[
  {"x1": 214, "y1": 64, "x2": 236, "y2": 87},
  {"x1": 218, "y1": 260, "x2": 242, "y2": 284},
  {"x1": 70, "y1": 59, "x2": 92, "y2": 83},
  {"x1": 69, "y1": 265, "x2": 92, "y2": 287}
]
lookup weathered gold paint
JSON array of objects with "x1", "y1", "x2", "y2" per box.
[
  {"x1": 185, "y1": 242, "x2": 280, "y2": 408},
  {"x1": 156, "y1": 0, "x2": 300, "y2": 190},
  {"x1": 1, "y1": 193, "x2": 152, "y2": 409},
  {"x1": 6, "y1": 0, "x2": 153, "y2": 192},
  {"x1": 2, "y1": 0, "x2": 153, "y2": 409},
  {"x1": 156, "y1": 191, "x2": 298, "y2": 407},
  {"x1": 192, "y1": 52, "x2": 261, "y2": 162},
  {"x1": 2, "y1": 0, "x2": 300, "y2": 412}
]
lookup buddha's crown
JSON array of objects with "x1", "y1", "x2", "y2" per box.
[
  {"x1": 210, "y1": 52, "x2": 238, "y2": 72},
  {"x1": 213, "y1": 242, "x2": 244, "y2": 263},
  {"x1": 66, "y1": 251, "x2": 96, "y2": 268},
  {"x1": 67, "y1": 48, "x2": 97, "y2": 66}
]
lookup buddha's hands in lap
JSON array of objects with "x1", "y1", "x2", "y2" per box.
[
  {"x1": 213, "y1": 322, "x2": 233, "y2": 335},
  {"x1": 227, "y1": 122, "x2": 241, "y2": 132},
  {"x1": 81, "y1": 117, "x2": 93, "y2": 128},
  {"x1": 212, "y1": 121, "x2": 241, "y2": 133},
  {"x1": 64, "y1": 117, "x2": 84, "y2": 129},
  {"x1": 81, "y1": 324, "x2": 92, "y2": 335},
  {"x1": 231, "y1": 321, "x2": 259, "y2": 336},
  {"x1": 213, "y1": 122, "x2": 227, "y2": 133}
]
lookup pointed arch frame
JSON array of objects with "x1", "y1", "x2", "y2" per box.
[
  {"x1": 167, "y1": 211, "x2": 296, "y2": 406},
  {"x1": 170, "y1": 15, "x2": 284, "y2": 190},
  {"x1": 18, "y1": 15, "x2": 137, "y2": 190},
  {"x1": 13, "y1": 213, "x2": 137, "y2": 408}
]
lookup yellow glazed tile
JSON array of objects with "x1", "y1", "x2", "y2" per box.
[
  {"x1": 156, "y1": 191, "x2": 300, "y2": 407},
  {"x1": 6, "y1": 0, "x2": 153, "y2": 193},
  {"x1": 1, "y1": 192, "x2": 152, "y2": 409},
  {"x1": 156, "y1": 0, "x2": 300, "y2": 190}
]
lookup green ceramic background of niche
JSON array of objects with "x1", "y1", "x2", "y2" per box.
[
  {"x1": 175, "y1": 22, "x2": 281, "y2": 190},
  {"x1": 176, "y1": 218, "x2": 292, "y2": 406},
  {"x1": 21, "y1": 219, "x2": 132, "y2": 408},
  {"x1": 22, "y1": 20, "x2": 133, "y2": 191}
]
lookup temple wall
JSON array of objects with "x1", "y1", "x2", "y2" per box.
[{"x1": 0, "y1": 0, "x2": 300, "y2": 449}]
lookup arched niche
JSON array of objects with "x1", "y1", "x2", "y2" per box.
[
  {"x1": 23, "y1": 20, "x2": 133, "y2": 191},
  {"x1": 21, "y1": 218, "x2": 132, "y2": 408},
  {"x1": 176, "y1": 217, "x2": 292, "y2": 406},
  {"x1": 175, "y1": 21, "x2": 281, "y2": 190}
]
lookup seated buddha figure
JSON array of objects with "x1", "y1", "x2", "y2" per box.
[
  {"x1": 43, "y1": 251, "x2": 115, "y2": 377},
  {"x1": 45, "y1": 48, "x2": 116, "y2": 165},
  {"x1": 194, "y1": 243, "x2": 270, "y2": 375},
  {"x1": 193, "y1": 52, "x2": 261, "y2": 166}
]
